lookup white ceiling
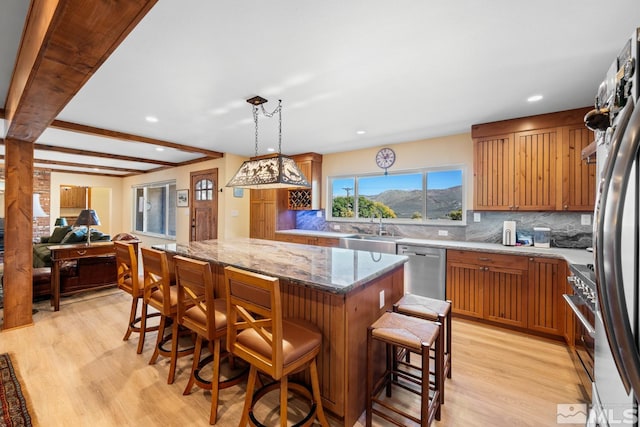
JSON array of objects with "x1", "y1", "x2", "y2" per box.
[{"x1": 2, "y1": 1, "x2": 640, "y2": 175}]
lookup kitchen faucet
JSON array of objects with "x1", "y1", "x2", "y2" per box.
[{"x1": 370, "y1": 212, "x2": 386, "y2": 236}]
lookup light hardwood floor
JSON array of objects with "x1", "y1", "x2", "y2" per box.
[{"x1": 0, "y1": 288, "x2": 584, "y2": 426}]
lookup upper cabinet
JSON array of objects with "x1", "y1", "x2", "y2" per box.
[
  {"x1": 287, "y1": 153, "x2": 322, "y2": 210},
  {"x1": 472, "y1": 107, "x2": 595, "y2": 212},
  {"x1": 60, "y1": 185, "x2": 87, "y2": 208}
]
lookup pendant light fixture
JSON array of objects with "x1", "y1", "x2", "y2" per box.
[{"x1": 226, "y1": 96, "x2": 310, "y2": 189}]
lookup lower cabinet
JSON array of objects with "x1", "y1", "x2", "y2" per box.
[
  {"x1": 528, "y1": 257, "x2": 566, "y2": 336},
  {"x1": 274, "y1": 233, "x2": 340, "y2": 247},
  {"x1": 446, "y1": 249, "x2": 565, "y2": 337}
]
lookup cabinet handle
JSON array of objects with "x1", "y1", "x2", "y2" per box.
[
  {"x1": 478, "y1": 257, "x2": 491, "y2": 262},
  {"x1": 564, "y1": 205, "x2": 569, "y2": 210},
  {"x1": 76, "y1": 250, "x2": 87, "y2": 256}
]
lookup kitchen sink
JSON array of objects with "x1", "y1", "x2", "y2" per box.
[{"x1": 339, "y1": 234, "x2": 399, "y2": 254}]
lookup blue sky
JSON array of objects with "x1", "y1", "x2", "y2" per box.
[{"x1": 332, "y1": 170, "x2": 462, "y2": 197}]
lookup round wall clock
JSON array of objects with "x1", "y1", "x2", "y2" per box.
[{"x1": 375, "y1": 147, "x2": 396, "y2": 175}]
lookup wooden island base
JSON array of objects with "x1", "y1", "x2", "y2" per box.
[{"x1": 213, "y1": 263, "x2": 404, "y2": 425}]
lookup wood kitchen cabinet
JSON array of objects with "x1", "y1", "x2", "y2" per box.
[
  {"x1": 274, "y1": 233, "x2": 339, "y2": 247},
  {"x1": 249, "y1": 153, "x2": 322, "y2": 240},
  {"x1": 528, "y1": 257, "x2": 567, "y2": 337},
  {"x1": 60, "y1": 186, "x2": 87, "y2": 208},
  {"x1": 446, "y1": 249, "x2": 566, "y2": 338},
  {"x1": 472, "y1": 107, "x2": 595, "y2": 211},
  {"x1": 560, "y1": 124, "x2": 596, "y2": 211},
  {"x1": 250, "y1": 189, "x2": 278, "y2": 240},
  {"x1": 287, "y1": 152, "x2": 322, "y2": 210},
  {"x1": 447, "y1": 250, "x2": 528, "y2": 327},
  {"x1": 474, "y1": 128, "x2": 559, "y2": 211}
]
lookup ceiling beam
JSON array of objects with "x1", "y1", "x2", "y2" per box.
[
  {"x1": 3, "y1": 0, "x2": 158, "y2": 143},
  {"x1": 50, "y1": 119, "x2": 224, "y2": 158},
  {"x1": 32, "y1": 158, "x2": 142, "y2": 174},
  {"x1": 33, "y1": 143, "x2": 179, "y2": 167}
]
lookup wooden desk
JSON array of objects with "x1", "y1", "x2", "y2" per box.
[{"x1": 49, "y1": 242, "x2": 121, "y2": 311}]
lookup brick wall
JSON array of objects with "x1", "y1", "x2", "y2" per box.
[{"x1": 0, "y1": 167, "x2": 52, "y2": 241}]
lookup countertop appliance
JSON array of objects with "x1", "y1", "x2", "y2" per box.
[
  {"x1": 396, "y1": 244, "x2": 446, "y2": 299},
  {"x1": 502, "y1": 220, "x2": 517, "y2": 246},
  {"x1": 586, "y1": 27, "x2": 639, "y2": 426}
]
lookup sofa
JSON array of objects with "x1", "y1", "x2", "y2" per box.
[{"x1": 32, "y1": 226, "x2": 116, "y2": 299}]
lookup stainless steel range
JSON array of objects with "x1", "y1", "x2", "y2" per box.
[{"x1": 565, "y1": 263, "x2": 596, "y2": 400}]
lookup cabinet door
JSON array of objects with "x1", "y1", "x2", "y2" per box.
[
  {"x1": 483, "y1": 266, "x2": 528, "y2": 328},
  {"x1": 513, "y1": 128, "x2": 558, "y2": 211},
  {"x1": 446, "y1": 260, "x2": 483, "y2": 318},
  {"x1": 473, "y1": 134, "x2": 515, "y2": 210},
  {"x1": 528, "y1": 257, "x2": 565, "y2": 336},
  {"x1": 560, "y1": 125, "x2": 596, "y2": 211}
]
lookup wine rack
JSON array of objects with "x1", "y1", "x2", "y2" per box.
[{"x1": 288, "y1": 189, "x2": 312, "y2": 210}]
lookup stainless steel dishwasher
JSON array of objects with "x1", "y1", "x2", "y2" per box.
[{"x1": 396, "y1": 244, "x2": 446, "y2": 299}]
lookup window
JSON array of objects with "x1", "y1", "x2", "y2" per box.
[
  {"x1": 133, "y1": 181, "x2": 176, "y2": 238},
  {"x1": 329, "y1": 168, "x2": 464, "y2": 223}
]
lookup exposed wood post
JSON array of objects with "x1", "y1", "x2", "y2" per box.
[
  {"x1": 1, "y1": 0, "x2": 158, "y2": 329},
  {"x1": 3, "y1": 139, "x2": 34, "y2": 330}
]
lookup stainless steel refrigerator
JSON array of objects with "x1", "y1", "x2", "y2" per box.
[{"x1": 589, "y1": 28, "x2": 640, "y2": 426}]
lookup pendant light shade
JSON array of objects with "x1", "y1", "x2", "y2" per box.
[
  {"x1": 227, "y1": 155, "x2": 310, "y2": 188},
  {"x1": 226, "y1": 97, "x2": 310, "y2": 189}
]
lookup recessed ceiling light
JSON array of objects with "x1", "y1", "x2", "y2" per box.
[
  {"x1": 356, "y1": 130, "x2": 366, "y2": 135},
  {"x1": 145, "y1": 115, "x2": 159, "y2": 123},
  {"x1": 527, "y1": 95, "x2": 543, "y2": 102},
  {"x1": 155, "y1": 147, "x2": 165, "y2": 152}
]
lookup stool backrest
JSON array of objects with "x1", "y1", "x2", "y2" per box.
[
  {"x1": 224, "y1": 266, "x2": 283, "y2": 379},
  {"x1": 141, "y1": 247, "x2": 172, "y2": 314},
  {"x1": 114, "y1": 240, "x2": 139, "y2": 295},
  {"x1": 174, "y1": 255, "x2": 216, "y2": 339}
]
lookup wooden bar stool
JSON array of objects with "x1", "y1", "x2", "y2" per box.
[
  {"x1": 142, "y1": 247, "x2": 194, "y2": 384},
  {"x1": 224, "y1": 266, "x2": 329, "y2": 427},
  {"x1": 114, "y1": 241, "x2": 160, "y2": 354},
  {"x1": 174, "y1": 256, "x2": 247, "y2": 425},
  {"x1": 393, "y1": 294, "x2": 451, "y2": 403},
  {"x1": 367, "y1": 311, "x2": 442, "y2": 427}
]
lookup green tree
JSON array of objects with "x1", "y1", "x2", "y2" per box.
[
  {"x1": 448, "y1": 209, "x2": 462, "y2": 221},
  {"x1": 332, "y1": 196, "x2": 396, "y2": 218}
]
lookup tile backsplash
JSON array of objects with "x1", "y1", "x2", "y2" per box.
[{"x1": 294, "y1": 210, "x2": 593, "y2": 249}]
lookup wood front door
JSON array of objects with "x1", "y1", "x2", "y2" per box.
[{"x1": 190, "y1": 168, "x2": 218, "y2": 241}]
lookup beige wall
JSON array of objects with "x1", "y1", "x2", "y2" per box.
[
  {"x1": 120, "y1": 153, "x2": 250, "y2": 246},
  {"x1": 321, "y1": 132, "x2": 474, "y2": 209},
  {"x1": 50, "y1": 172, "x2": 124, "y2": 235}
]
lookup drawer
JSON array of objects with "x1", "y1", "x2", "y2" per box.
[
  {"x1": 447, "y1": 249, "x2": 529, "y2": 269},
  {"x1": 51, "y1": 244, "x2": 115, "y2": 260}
]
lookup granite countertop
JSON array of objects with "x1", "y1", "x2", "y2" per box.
[
  {"x1": 277, "y1": 229, "x2": 594, "y2": 266},
  {"x1": 152, "y1": 238, "x2": 408, "y2": 295},
  {"x1": 396, "y1": 238, "x2": 594, "y2": 266}
]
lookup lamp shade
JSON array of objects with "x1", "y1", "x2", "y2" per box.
[
  {"x1": 54, "y1": 217, "x2": 68, "y2": 227},
  {"x1": 226, "y1": 155, "x2": 310, "y2": 189},
  {"x1": 33, "y1": 194, "x2": 48, "y2": 218},
  {"x1": 74, "y1": 209, "x2": 101, "y2": 227}
]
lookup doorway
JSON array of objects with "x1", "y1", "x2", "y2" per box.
[{"x1": 190, "y1": 168, "x2": 218, "y2": 241}]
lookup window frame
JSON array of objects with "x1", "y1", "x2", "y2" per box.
[
  {"x1": 327, "y1": 165, "x2": 466, "y2": 225},
  {"x1": 132, "y1": 180, "x2": 177, "y2": 239}
]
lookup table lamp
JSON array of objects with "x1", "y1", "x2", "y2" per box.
[
  {"x1": 54, "y1": 217, "x2": 68, "y2": 227},
  {"x1": 74, "y1": 209, "x2": 101, "y2": 245}
]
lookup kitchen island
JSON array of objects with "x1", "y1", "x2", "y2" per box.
[{"x1": 153, "y1": 238, "x2": 408, "y2": 426}]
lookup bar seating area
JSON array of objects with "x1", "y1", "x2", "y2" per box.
[{"x1": 109, "y1": 244, "x2": 454, "y2": 425}]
